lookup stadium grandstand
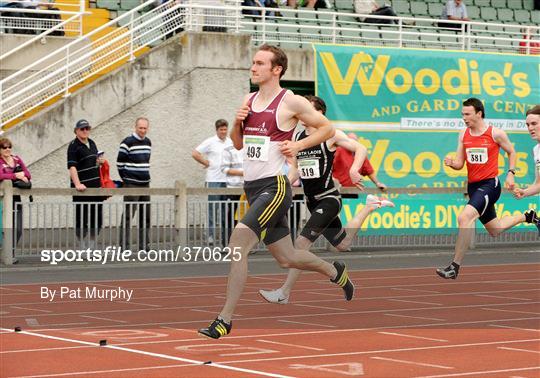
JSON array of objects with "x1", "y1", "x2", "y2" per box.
[{"x1": 0, "y1": 0, "x2": 538, "y2": 130}]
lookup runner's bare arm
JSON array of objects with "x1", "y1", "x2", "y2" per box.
[
  {"x1": 514, "y1": 174, "x2": 540, "y2": 198},
  {"x1": 333, "y1": 129, "x2": 366, "y2": 186},
  {"x1": 231, "y1": 94, "x2": 251, "y2": 150},
  {"x1": 494, "y1": 128, "x2": 517, "y2": 190},
  {"x1": 280, "y1": 95, "x2": 334, "y2": 157},
  {"x1": 287, "y1": 156, "x2": 300, "y2": 184},
  {"x1": 444, "y1": 130, "x2": 466, "y2": 170}
]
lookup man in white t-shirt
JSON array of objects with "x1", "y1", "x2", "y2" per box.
[
  {"x1": 221, "y1": 145, "x2": 244, "y2": 244},
  {"x1": 192, "y1": 119, "x2": 233, "y2": 244},
  {"x1": 439, "y1": 0, "x2": 470, "y2": 30},
  {"x1": 514, "y1": 105, "x2": 540, "y2": 236},
  {"x1": 354, "y1": 0, "x2": 398, "y2": 24}
]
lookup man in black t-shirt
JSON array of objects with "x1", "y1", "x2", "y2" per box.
[{"x1": 67, "y1": 119, "x2": 104, "y2": 249}]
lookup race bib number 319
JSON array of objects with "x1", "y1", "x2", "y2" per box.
[
  {"x1": 466, "y1": 147, "x2": 488, "y2": 165},
  {"x1": 298, "y1": 159, "x2": 320, "y2": 179}
]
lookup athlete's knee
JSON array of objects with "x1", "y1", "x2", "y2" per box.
[
  {"x1": 457, "y1": 212, "x2": 475, "y2": 228},
  {"x1": 485, "y1": 223, "x2": 501, "y2": 237},
  {"x1": 335, "y1": 243, "x2": 349, "y2": 252},
  {"x1": 275, "y1": 256, "x2": 292, "y2": 269},
  {"x1": 294, "y1": 236, "x2": 312, "y2": 250},
  {"x1": 487, "y1": 228, "x2": 500, "y2": 237}
]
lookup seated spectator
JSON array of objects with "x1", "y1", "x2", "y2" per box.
[
  {"x1": 519, "y1": 33, "x2": 540, "y2": 55},
  {"x1": 0, "y1": 1, "x2": 26, "y2": 34},
  {"x1": 242, "y1": 0, "x2": 281, "y2": 17},
  {"x1": 35, "y1": 0, "x2": 64, "y2": 36},
  {"x1": 293, "y1": 0, "x2": 328, "y2": 9},
  {"x1": 354, "y1": 0, "x2": 398, "y2": 24},
  {"x1": 438, "y1": 0, "x2": 469, "y2": 31},
  {"x1": 242, "y1": 0, "x2": 262, "y2": 16}
]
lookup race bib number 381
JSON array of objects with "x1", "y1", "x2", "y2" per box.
[
  {"x1": 466, "y1": 147, "x2": 488, "y2": 164},
  {"x1": 244, "y1": 136, "x2": 270, "y2": 161}
]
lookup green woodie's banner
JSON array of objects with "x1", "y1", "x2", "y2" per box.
[
  {"x1": 313, "y1": 44, "x2": 539, "y2": 234},
  {"x1": 339, "y1": 130, "x2": 538, "y2": 234},
  {"x1": 314, "y1": 44, "x2": 539, "y2": 130}
]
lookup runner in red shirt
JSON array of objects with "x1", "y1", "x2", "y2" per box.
[
  {"x1": 437, "y1": 98, "x2": 539, "y2": 280},
  {"x1": 333, "y1": 134, "x2": 387, "y2": 191}
]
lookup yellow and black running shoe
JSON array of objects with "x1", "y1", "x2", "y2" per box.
[
  {"x1": 198, "y1": 317, "x2": 232, "y2": 339},
  {"x1": 436, "y1": 262, "x2": 459, "y2": 279},
  {"x1": 524, "y1": 209, "x2": 540, "y2": 237},
  {"x1": 330, "y1": 261, "x2": 354, "y2": 301}
]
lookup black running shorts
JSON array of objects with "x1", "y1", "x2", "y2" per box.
[
  {"x1": 467, "y1": 177, "x2": 501, "y2": 224},
  {"x1": 300, "y1": 192, "x2": 347, "y2": 247},
  {"x1": 241, "y1": 175, "x2": 292, "y2": 245}
]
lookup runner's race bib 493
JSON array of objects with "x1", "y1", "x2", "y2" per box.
[{"x1": 244, "y1": 136, "x2": 270, "y2": 161}]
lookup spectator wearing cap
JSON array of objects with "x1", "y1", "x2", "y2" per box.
[
  {"x1": 67, "y1": 119, "x2": 104, "y2": 249},
  {"x1": 117, "y1": 117, "x2": 152, "y2": 252}
]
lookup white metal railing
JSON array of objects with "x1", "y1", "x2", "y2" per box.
[
  {"x1": 0, "y1": 12, "x2": 87, "y2": 62},
  {"x1": 0, "y1": 0, "x2": 189, "y2": 127},
  {"x1": 2, "y1": 181, "x2": 538, "y2": 265},
  {"x1": 1, "y1": 2, "x2": 538, "y2": 128},
  {"x1": 241, "y1": 5, "x2": 539, "y2": 54},
  {"x1": 0, "y1": 1, "x2": 84, "y2": 36}
]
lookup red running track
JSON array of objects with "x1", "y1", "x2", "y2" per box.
[{"x1": 1, "y1": 263, "x2": 539, "y2": 377}]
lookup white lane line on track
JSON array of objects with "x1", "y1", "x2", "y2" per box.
[
  {"x1": 2, "y1": 263, "x2": 537, "y2": 287},
  {"x1": 3, "y1": 285, "x2": 538, "y2": 307},
  {"x1": 489, "y1": 324, "x2": 540, "y2": 332},
  {"x1": 294, "y1": 304, "x2": 347, "y2": 312},
  {"x1": 389, "y1": 299, "x2": 443, "y2": 306},
  {"x1": 80, "y1": 315, "x2": 128, "y2": 323},
  {"x1": 278, "y1": 320, "x2": 336, "y2": 328},
  {"x1": 215, "y1": 338, "x2": 540, "y2": 365},
  {"x1": 497, "y1": 346, "x2": 540, "y2": 354},
  {"x1": 481, "y1": 308, "x2": 540, "y2": 316},
  {"x1": 384, "y1": 313, "x2": 446, "y2": 322},
  {"x1": 10, "y1": 363, "x2": 197, "y2": 378},
  {"x1": 370, "y1": 356, "x2": 453, "y2": 370},
  {"x1": 11, "y1": 306, "x2": 52, "y2": 313},
  {"x1": 392, "y1": 288, "x2": 441, "y2": 294},
  {"x1": 0, "y1": 327, "x2": 294, "y2": 378},
  {"x1": 415, "y1": 366, "x2": 540, "y2": 378},
  {"x1": 378, "y1": 331, "x2": 447, "y2": 342},
  {"x1": 475, "y1": 294, "x2": 532, "y2": 301},
  {"x1": 256, "y1": 339, "x2": 325, "y2": 351}
]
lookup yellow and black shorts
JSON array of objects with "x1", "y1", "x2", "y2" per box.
[{"x1": 241, "y1": 175, "x2": 292, "y2": 245}]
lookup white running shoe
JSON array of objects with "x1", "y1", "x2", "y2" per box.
[
  {"x1": 366, "y1": 194, "x2": 395, "y2": 208},
  {"x1": 258, "y1": 288, "x2": 289, "y2": 304}
]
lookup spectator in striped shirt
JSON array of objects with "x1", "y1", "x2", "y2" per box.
[
  {"x1": 117, "y1": 117, "x2": 152, "y2": 252},
  {"x1": 67, "y1": 119, "x2": 104, "y2": 249}
]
